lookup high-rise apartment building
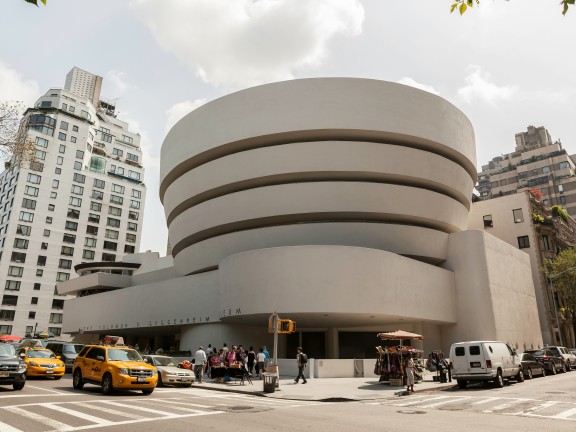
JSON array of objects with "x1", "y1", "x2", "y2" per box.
[
  {"x1": 0, "y1": 68, "x2": 145, "y2": 338},
  {"x1": 477, "y1": 126, "x2": 576, "y2": 217},
  {"x1": 64, "y1": 67, "x2": 103, "y2": 108}
]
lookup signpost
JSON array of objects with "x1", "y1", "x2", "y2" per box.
[{"x1": 268, "y1": 312, "x2": 296, "y2": 388}]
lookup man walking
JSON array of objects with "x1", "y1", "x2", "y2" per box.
[
  {"x1": 193, "y1": 346, "x2": 207, "y2": 383},
  {"x1": 294, "y1": 347, "x2": 307, "y2": 384}
]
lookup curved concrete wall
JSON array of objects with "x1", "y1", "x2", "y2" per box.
[{"x1": 160, "y1": 78, "x2": 476, "y2": 276}]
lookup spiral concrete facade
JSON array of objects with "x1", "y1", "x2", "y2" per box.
[{"x1": 62, "y1": 78, "x2": 544, "y2": 359}]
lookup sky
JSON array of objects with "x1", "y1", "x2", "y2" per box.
[{"x1": 1, "y1": 0, "x2": 575, "y2": 255}]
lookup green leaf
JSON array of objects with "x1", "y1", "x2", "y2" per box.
[
  {"x1": 459, "y1": 2, "x2": 468, "y2": 14},
  {"x1": 450, "y1": 3, "x2": 458, "y2": 13},
  {"x1": 467, "y1": 0, "x2": 474, "y2": 6}
]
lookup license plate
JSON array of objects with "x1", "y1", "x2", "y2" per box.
[
  {"x1": 0, "y1": 372, "x2": 9, "y2": 378},
  {"x1": 470, "y1": 362, "x2": 481, "y2": 368},
  {"x1": 46, "y1": 369, "x2": 54, "y2": 374},
  {"x1": 137, "y1": 377, "x2": 146, "y2": 383}
]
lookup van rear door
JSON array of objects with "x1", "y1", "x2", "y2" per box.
[{"x1": 453, "y1": 343, "x2": 488, "y2": 375}]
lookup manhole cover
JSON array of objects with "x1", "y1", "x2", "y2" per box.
[
  {"x1": 397, "y1": 410, "x2": 426, "y2": 415},
  {"x1": 229, "y1": 406, "x2": 254, "y2": 411},
  {"x1": 215, "y1": 405, "x2": 272, "y2": 414}
]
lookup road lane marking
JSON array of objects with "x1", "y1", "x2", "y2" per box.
[
  {"x1": 471, "y1": 397, "x2": 502, "y2": 405},
  {"x1": 506, "y1": 400, "x2": 561, "y2": 417},
  {"x1": 70, "y1": 402, "x2": 146, "y2": 420},
  {"x1": 551, "y1": 408, "x2": 576, "y2": 419},
  {"x1": 483, "y1": 399, "x2": 531, "y2": 412},
  {"x1": 41, "y1": 403, "x2": 115, "y2": 426},
  {"x1": 419, "y1": 396, "x2": 472, "y2": 408},
  {"x1": 3, "y1": 406, "x2": 70, "y2": 431},
  {"x1": 96, "y1": 400, "x2": 181, "y2": 416},
  {"x1": 393, "y1": 396, "x2": 451, "y2": 407},
  {"x1": 0, "y1": 421, "x2": 22, "y2": 432},
  {"x1": 25, "y1": 385, "x2": 68, "y2": 395}
]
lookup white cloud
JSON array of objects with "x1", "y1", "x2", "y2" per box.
[
  {"x1": 0, "y1": 61, "x2": 39, "y2": 106},
  {"x1": 457, "y1": 66, "x2": 518, "y2": 105},
  {"x1": 106, "y1": 70, "x2": 135, "y2": 93},
  {"x1": 165, "y1": 99, "x2": 208, "y2": 134},
  {"x1": 397, "y1": 77, "x2": 439, "y2": 95},
  {"x1": 131, "y1": 0, "x2": 365, "y2": 88}
]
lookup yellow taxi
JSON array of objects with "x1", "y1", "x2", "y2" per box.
[
  {"x1": 17, "y1": 347, "x2": 65, "y2": 379},
  {"x1": 72, "y1": 338, "x2": 157, "y2": 395}
]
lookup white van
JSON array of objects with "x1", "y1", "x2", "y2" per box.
[{"x1": 449, "y1": 341, "x2": 524, "y2": 388}]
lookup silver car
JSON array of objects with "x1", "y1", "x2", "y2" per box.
[
  {"x1": 546, "y1": 346, "x2": 576, "y2": 371},
  {"x1": 143, "y1": 355, "x2": 194, "y2": 387}
]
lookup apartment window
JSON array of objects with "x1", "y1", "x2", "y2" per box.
[
  {"x1": 5, "y1": 281, "x2": 21, "y2": 291},
  {"x1": 59, "y1": 259, "x2": 72, "y2": 269},
  {"x1": 48, "y1": 204, "x2": 55, "y2": 211},
  {"x1": 31, "y1": 297, "x2": 38, "y2": 305},
  {"x1": 85, "y1": 237, "x2": 97, "y2": 247},
  {"x1": 37, "y1": 256, "x2": 47, "y2": 266},
  {"x1": 63, "y1": 234, "x2": 76, "y2": 244},
  {"x1": 60, "y1": 121, "x2": 69, "y2": 131},
  {"x1": 30, "y1": 161, "x2": 44, "y2": 172},
  {"x1": 483, "y1": 215, "x2": 493, "y2": 228},
  {"x1": 110, "y1": 195, "x2": 123, "y2": 205},
  {"x1": 50, "y1": 313, "x2": 63, "y2": 324},
  {"x1": 543, "y1": 166, "x2": 550, "y2": 173},
  {"x1": 124, "y1": 245, "x2": 135, "y2": 254},
  {"x1": 52, "y1": 179, "x2": 59, "y2": 189},
  {"x1": 67, "y1": 208, "x2": 80, "y2": 219},
  {"x1": 24, "y1": 186, "x2": 39, "y2": 197},
  {"x1": 83, "y1": 250, "x2": 95, "y2": 259},
  {"x1": 16, "y1": 225, "x2": 31, "y2": 236},
  {"x1": 128, "y1": 170, "x2": 140, "y2": 181},
  {"x1": 28, "y1": 311, "x2": 36, "y2": 319},
  {"x1": 559, "y1": 161, "x2": 570, "y2": 169},
  {"x1": 90, "y1": 201, "x2": 102, "y2": 212},
  {"x1": 61, "y1": 246, "x2": 74, "y2": 256},
  {"x1": 56, "y1": 273, "x2": 69, "y2": 282},
  {"x1": 129, "y1": 211, "x2": 139, "y2": 221},
  {"x1": 43, "y1": 229, "x2": 50, "y2": 237},
  {"x1": 34, "y1": 283, "x2": 41, "y2": 290},
  {"x1": 89, "y1": 156, "x2": 105, "y2": 174},
  {"x1": 48, "y1": 327, "x2": 62, "y2": 336},
  {"x1": 560, "y1": 196, "x2": 567, "y2": 205},
  {"x1": 93, "y1": 179, "x2": 105, "y2": 189},
  {"x1": 102, "y1": 253, "x2": 116, "y2": 262},
  {"x1": 10, "y1": 252, "x2": 26, "y2": 263},
  {"x1": 36, "y1": 137, "x2": 48, "y2": 148},
  {"x1": 0, "y1": 325, "x2": 13, "y2": 334},
  {"x1": 41, "y1": 242, "x2": 48, "y2": 249},
  {"x1": 127, "y1": 222, "x2": 138, "y2": 231},
  {"x1": 73, "y1": 125, "x2": 79, "y2": 132},
  {"x1": 59, "y1": 144, "x2": 66, "y2": 153},
  {"x1": 71, "y1": 185, "x2": 84, "y2": 195},
  {"x1": 132, "y1": 189, "x2": 141, "y2": 198},
  {"x1": 108, "y1": 206, "x2": 122, "y2": 216},
  {"x1": 0, "y1": 310, "x2": 16, "y2": 321},
  {"x1": 71, "y1": 136, "x2": 77, "y2": 143},
  {"x1": 518, "y1": 235, "x2": 530, "y2": 249},
  {"x1": 126, "y1": 233, "x2": 136, "y2": 243},
  {"x1": 130, "y1": 200, "x2": 140, "y2": 209},
  {"x1": 86, "y1": 225, "x2": 98, "y2": 235},
  {"x1": 513, "y1": 209, "x2": 524, "y2": 223},
  {"x1": 22, "y1": 198, "x2": 36, "y2": 209},
  {"x1": 112, "y1": 148, "x2": 123, "y2": 157},
  {"x1": 46, "y1": 217, "x2": 52, "y2": 224},
  {"x1": 74, "y1": 161, "x2": 82, "y2": 170},
  {"x1": 73, "y1": 173, "x2": 86, "y2": 183},
  {"x1": 65, "y1": 221, "x2": 78, "y2": 231},
  {"x1": 542, "y1": 235, "x2": 551, "y2": 251},
  {"x1": 35, "y1": 149, "x2": 46, "y2": 160},
  {"x1": 69, "y1": 197, "x2": 82, "y2": 207},
  {"x1": 27, "y1": 173, "x2": 41, "y2": 184},
  {"x1": 76, "y1": 150, "x2": 84, "y2": 159},
  {"x1": 2, "y1": 295, "x2": 18, "y2": 306},
  {"x1": 92, "y1": 190, "x2": 104, "y2": 200},
  {"x1": 558, "y1": 184, "x2": 564, "y2": 193},
  {"x1": 57, "y1": 156, "x2": 64, "y2": 165},
  {"x1": 105, "y1": 229, "x2": 119, "y2": 239},
  {"x1": 107, "y1": 217, "x2": 120, "y2": 228},
  {"x1": 103, "y1": 241, "x2": 117, "y2": 251},
  {"x1": 112, "y1": 184, "x2": 125, "y2": 194},
  {"x1": 8, "y1": 266, "x2": 24, "y2": 277},
  {"x1": 50, "y1": 191, "x2": 57, "y2": 199},
  {"x1": 122, "y1": 135, "x2": 134, "y2": 145},
  {"x1": 88, "y1": 213, "x2": 100, "y2": 223},
  {"x1": 52, "y1": 299, "x2": 65, "y2": 309},
  {"x1": 55, "y1": 167, "x2": 61, "y2": 174},
  {"x1": 13, "y1": 238, "x2": 29, "y2": 249},
  {"x1": 127, "y1": 153, "x2": 139, "y2": 162}
]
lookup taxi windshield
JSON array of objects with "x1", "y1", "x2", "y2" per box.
[
  {"x1": 27, "y1": 349, "x2": 56, "y2": 359},
  {"x1": 107, "y1": 348, "x2": 143, "y2": 362}
]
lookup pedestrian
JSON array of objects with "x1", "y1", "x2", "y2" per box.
[
  {"x1": 143, "y1": 344, "x2": 150, "y2": 355},
  {"x1": 256, "y1": 347, "x2": 266, "y2": 379},
  {"x1": 134, "y1": 343, "x2": 140, "y2": 352},
  {"x1": 222, "y1": 343, "x2": 229, "y2": 355},
  {"x1": 194, "y1": 346, "x2": 207, "y2": 383},
  {"x1": 263, "y1": 345, "x2": 270, "y2": 366},
  {"x1": 247, "y1": 345, "x2": 256, "y2": 375},
  {"x1": 294, "y1": 347, "x2": 307, "y2": 384},
  {"x1": 405, "y1": 352, "x2": 415, "y2": 393}
]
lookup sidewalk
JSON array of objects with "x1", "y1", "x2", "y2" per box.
[{"x1": 192, "y1": 375, "x2": 455, "y2": 401}]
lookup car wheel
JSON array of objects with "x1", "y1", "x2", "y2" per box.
[
  {"x1": 551, "y1": 365, "x2": 557, "y2": 375},
  {"x1": 561, "y1": 363, "x2": 567, "y2": 373},
  {"x1": 101, "y1": 373, "x2": 113, "y2": 395},
  {"x1": 72, "y1": 369, "x2": 84, "y2": 390},
  {"x1": 526, "y1": 368, "x2": 533, "y2": 380},
  {"x1": 457, "y1": 379, "x2": 467, "y2": 389},
  {"x1": 142, "y1": 388, "x2": 154, "y2": 395},
  {"x1": 494, "y1": 370, "x2": 504, "y2": 388},
  {"x1": 565, "y1": 362, "x2": 571, "y2": 372},
  {"x1": 13, "y1": 381, "x2": 25, "y2": 391},
  {"x1": 185, "y1": 383, "x2": 193, "y2": 388},
  {"x1": 516, "y1": 369, "x2": 524, "y2": 382}
]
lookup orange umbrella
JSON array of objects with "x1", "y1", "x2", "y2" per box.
[{"x1": 377, "y1": 330, "x2": 424, "y2": 341}]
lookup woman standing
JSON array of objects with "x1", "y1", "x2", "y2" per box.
[
  {"x1": 405, "y1": 353, "x2": 415, "y2": 393},
  {"x1": 247, "y1": 346, "x2": 256, "y2": 375}
]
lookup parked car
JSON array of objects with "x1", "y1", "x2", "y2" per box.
[
  {"x1": 450, "y1": 341, "x2": 524, "y2": 388},
  {"x1": 142, "y1": 355, "x2": 194, "y2": 387},
  {"x1": 517, "y1": 352, "x2": 546, "y2": 379},
  {"x1": 545, "y1": 346, "x2": 576, "y2": 371},
  {"x1": 72, "y1": 343, "x2": 157, "y2": 395},
  {"x1": 18, "y1": 338, "x2": 48, "y2": 348},
  {"x1": 526, "y1": 349, "x2": 565, "y2": 374},
  {"x1": 570, "y1": 348, "x2": 576, "y2": 357},
  {"x1": 17, "y1": 347, "x2": 65, "y2": 379},
  {"x1": 0, "y1": 343, "x2": 27, "y2": 390},
  {"x1": 45, "y1": 342, "x2": 84, "y2": 373}
]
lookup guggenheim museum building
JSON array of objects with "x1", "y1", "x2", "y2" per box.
[{"x1": 60, "y1": 78, "x2": 543, "y2": 358}]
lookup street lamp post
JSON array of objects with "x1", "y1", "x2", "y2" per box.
[{"x1": 548, "y1": 266, "x2": 576, "y2": 347}]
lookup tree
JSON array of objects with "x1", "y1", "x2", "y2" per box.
[
  {"x1": 0, "y1": 101, "x2": 37, "y2": 169},
  {"x1": 542, "y1": 249, "x2": 576, "y2": 345},
  {"x1": 451, "y1": 0, "x2": 574, "y2": 16}
]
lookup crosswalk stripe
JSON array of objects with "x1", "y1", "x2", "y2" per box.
[
  {"x1": 484, "y1": 399, "x2": 529, "y2": 412},
  {"x1": 41, "y1": 403, "x2": 114, "y2": 426},
  {"x1": 393, "y1": 396, "x2": 451, "y2": 407},
  {"x1": 3, "y1": 406, "x2": 70, "y2": 431},
  {"x1": 551, "y1": 408, "x2": 576, "y2": 419},
  {"x1": 70, "y1": 402, "x2": 146, "y2": 420},
  {"x1": 419, "y1": 397, "x2": 472, "y2": 408},
  {"x1": 137, "y1": 399, "x2": 206, "y2": 414},
  {"x1": 158, "y1": 398, "x2": 212, "y2": 408},
  {"x1": 0, "y1": 420, "x2": 22, "y2": 432},
  {"x1": 471, "y1": 397, "x2": 502, "y2": 405},
  {"x1": 96, "y1": 400, "x2": 181, "y2": 416}
]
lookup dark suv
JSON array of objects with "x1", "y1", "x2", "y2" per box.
[
  {"x1": 46, "y1": 342, "x2": 84, "y2": 372},
  {"x1": 0, "y1": 343, "x2": 27, "y2": 390}
]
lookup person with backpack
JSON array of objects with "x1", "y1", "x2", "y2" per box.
[{"x1": 294, "y1": 346, "x2": 308, "y2": 384}]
